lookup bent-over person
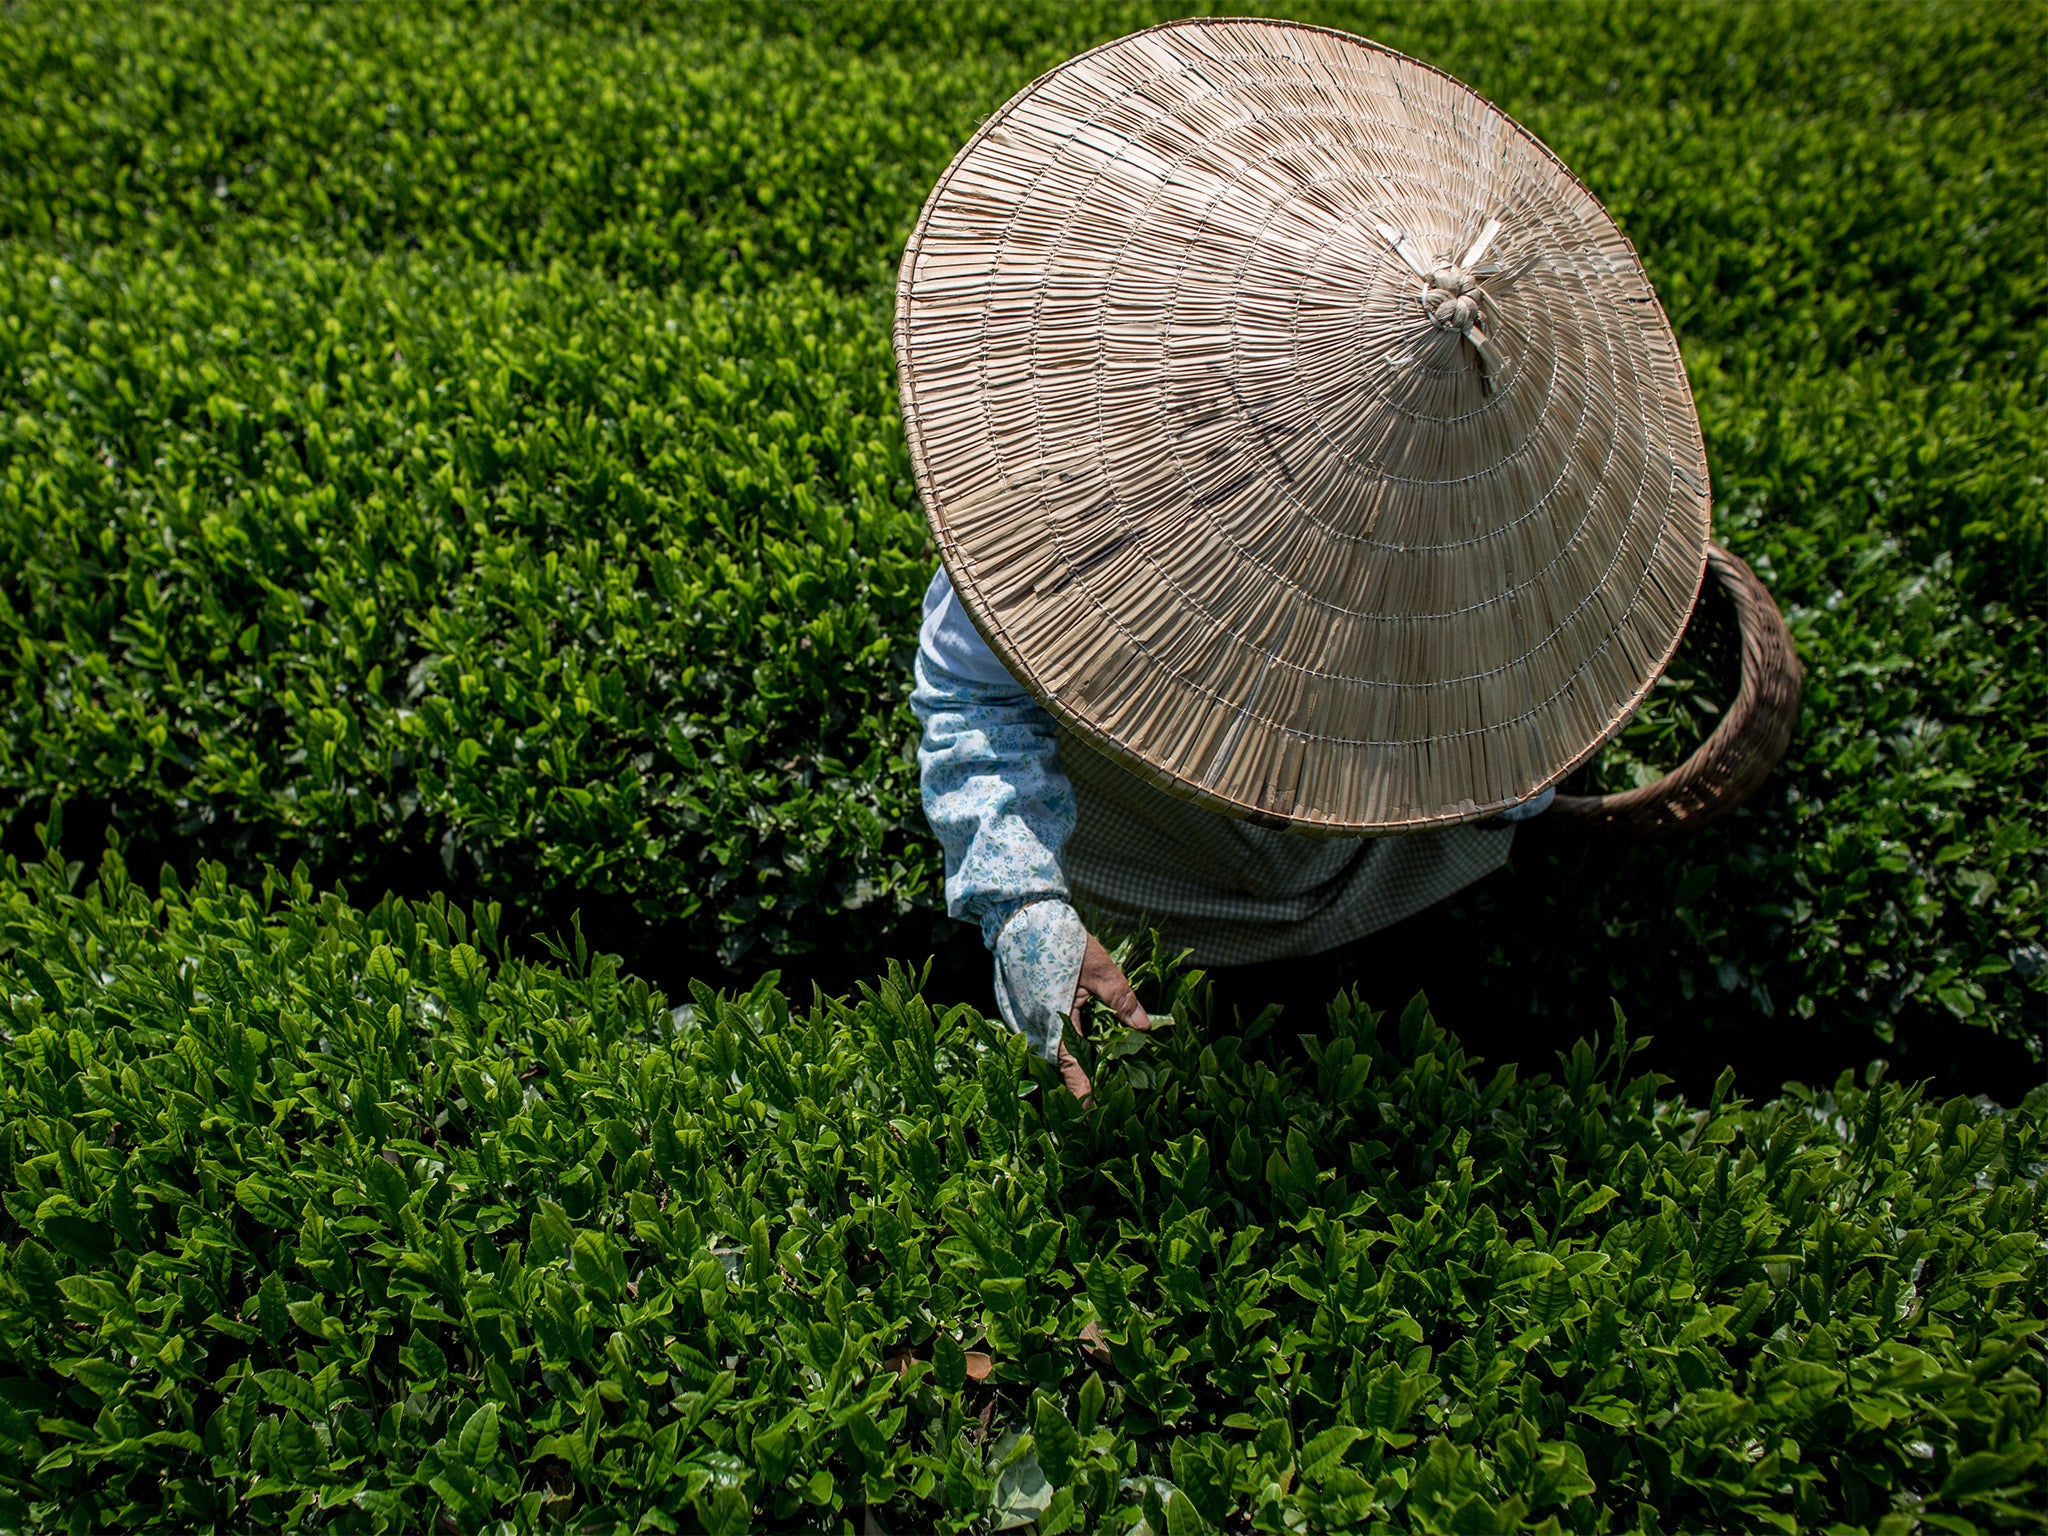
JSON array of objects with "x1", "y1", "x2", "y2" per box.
[{"x1": 894, "y1": 20, "x2": 1713, "y2": 1096}]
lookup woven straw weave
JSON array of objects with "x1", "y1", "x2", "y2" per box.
[{"x1": 896, "y1": 17, "x2": 1711, "y2": 833}]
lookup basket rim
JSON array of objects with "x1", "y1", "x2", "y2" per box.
[{"x1": 1548, "y1": 539, "x2": 1804, "y2": 838}]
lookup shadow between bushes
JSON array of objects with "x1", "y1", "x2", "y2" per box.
[
  {"x1": 893, "y1": 834, "x2": 2046, "y2": 1108},
  {"x1": 10, "y1": 791, "x2": 2040, "y2": 1108},
  {"x1": 1192, "y1": 842, "x2": 2046, "y2": 1109}
]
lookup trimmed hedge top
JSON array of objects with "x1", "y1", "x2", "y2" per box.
[
  {"x1": 0, "y1": 840, "x2": 2042, "y2": 1531},
  {"x1": 0, "y1": 249, "x2": 927, "y2": 964}
]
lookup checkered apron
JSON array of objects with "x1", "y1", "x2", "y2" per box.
[{"x1": 1058, "y1": 732, "x2": 1514, "y2": 967}]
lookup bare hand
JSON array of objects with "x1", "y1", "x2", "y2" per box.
[{"x1": 1053, "y1": 932, "x2": 1151, "y2": 1103}]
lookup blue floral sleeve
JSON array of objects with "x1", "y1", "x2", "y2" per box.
[{"x1": 909, "y1": 567, "x2": 1085, "y2": 1059}]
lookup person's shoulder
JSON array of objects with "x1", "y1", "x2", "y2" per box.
[{"x1": 920, "y1": 565, "x2": 1020, "y2": 688}]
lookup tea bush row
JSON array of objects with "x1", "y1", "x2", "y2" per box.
[
  {"x1": 0, "y1": 248, "x2": 930, "y2": 964},
  {"x1": 0, "y1": 839, "x2": 2043, "y2": 1532},
  {"x1": 0, "y1": 0, "x2": 996, "y2": 296},
  {"x1": 1, "y1": 0, "x2": 2045, "y2": 1041},
  {"x1": 4, "y1": 2, "x2": 2041, "y2": 313},
  {"x1": 0, "y1": 847, "x2": 2039, "y2": 1531}
]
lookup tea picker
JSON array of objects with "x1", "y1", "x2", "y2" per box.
[{"x1": 897, "y1": 19, "x2": 1801, "y2": 1099}]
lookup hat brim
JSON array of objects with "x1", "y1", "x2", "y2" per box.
[{"x1": 896, "y1": 17, "x2": 1710, "y2": 832}]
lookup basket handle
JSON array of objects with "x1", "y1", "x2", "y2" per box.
[{"x1": 1546, "y1": 541, "x2": 1803, "y2": 841}]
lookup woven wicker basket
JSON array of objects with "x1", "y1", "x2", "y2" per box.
[{"x1": 1547, "y1": 541, "x2": 1802, "y2": 840}]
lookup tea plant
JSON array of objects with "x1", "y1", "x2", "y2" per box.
[
  {"x1": 0, "y1": 839, "x2": 2041, "y2": 1532},
  {"x1": 0, "y1": 248, "x2": 930, "y2": 965},
  {"x1": 0, "y1": 1, "x2": 2044, "y2": 1039}
]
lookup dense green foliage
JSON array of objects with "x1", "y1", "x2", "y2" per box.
[
  {"x1": 1, "y1": 5, "x2": 2043, "y2": 1529},
  {"x1": 1, "y1": 0, "x2": 2044, "y2": 1043},
  {"x1": 0, "y1": 250, "x2": 925, "y2": 964},
  {"x1": 0, "y1": 840, "x2": 2042, "y2": 1532}
]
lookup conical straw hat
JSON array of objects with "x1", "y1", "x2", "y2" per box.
[{"x1": 895, "y1": 17, "x2": 1710, "y2": 832}]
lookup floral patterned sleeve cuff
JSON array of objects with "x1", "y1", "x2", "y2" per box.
[{"x1": 991, "y1": 898, "x2": 1088, "y2": 1061}]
